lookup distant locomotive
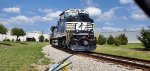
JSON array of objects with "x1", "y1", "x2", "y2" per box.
[{"x1": 50, "y1": 9, "x2": 96, "y2": 51}]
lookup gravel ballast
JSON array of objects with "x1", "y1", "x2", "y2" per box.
[{"x1": 42, "y1": 45, "x2": 141, "y2": 71}]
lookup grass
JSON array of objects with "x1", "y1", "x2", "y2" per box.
[
  {"x1": 0, "y1": 41, "x2": 51, "y2": 71},
  {"x1": 94, "y1": 43, "x2": 150, "y2": 60}
]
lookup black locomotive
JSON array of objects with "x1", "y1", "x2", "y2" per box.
[{"x1": 50, "y1": 9, "x2": 96, "y2": 51}]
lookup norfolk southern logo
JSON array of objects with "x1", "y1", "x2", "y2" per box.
[
  {"x1": 77, "y1": 22, "x2": 85, "y2": 30},
  {"x1": 78, "y1": 22, "x2": 83, "y2": 28}
]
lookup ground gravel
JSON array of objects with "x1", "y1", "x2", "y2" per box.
[{"x1": 42, "y1": 45, "x2": 141, "y2": 71}]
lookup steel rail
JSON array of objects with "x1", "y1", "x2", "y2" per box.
[{"x1": 78, "y1": 52, "x2": 150, "y2": 71}]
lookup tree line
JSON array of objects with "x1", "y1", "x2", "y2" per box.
[
  {"x1": 0, "y1": 24, "x2": 25, "y2": 41},
  {"x1": 97, "y1": 34, "x2": 128, "y2": 46},
  {"x1": 97, "y1": 27, "x2": 150, "y2": 50},
  {"x1": 0, "y1": 24, "x2": 49, "y2": 42}
]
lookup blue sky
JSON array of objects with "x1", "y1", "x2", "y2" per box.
[{"x1": 0, "y1": 0, "x2": 149, "y2": 34}]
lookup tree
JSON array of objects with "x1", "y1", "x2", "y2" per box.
[
  {"x1": 11, "y1": 27, "x2": 26, "y2": 41},
  {"x1": 118, "y1": 34, "x2": 128, "y2": 45},
  {"x1": 45, "y1": 39, "x2": 49, "y2": 42},
  {"x1": 31, "y1": 37, "x2": 36, "y2": 42},
  {"x1": 12, "y1": 39, "x2": 14, "y2": 41},
  {"x1": 138, "y1": 27, "x2": 150, "y2": 50},
  {"x1": 39, "y1": 35, "x2": 44, "y2": 42},
  {"x1": 97, "y1": 34, "x2": 106, "y2": 45},
  {"x1": 50, "y1": 26, "x2": 56, "y2": 32},
  {"x1": 96, "y1": 37, "x2": 98, "y2": 44},
  {"x1": 18, "y1": 38, "x2": 21, "y2": 41},
  {"x1": 114, "y1": 34, "x2": 128, "y2": 46},
  {"x1": 0, "y1": 24, "x2": 7, "y2": 40},
  {"x1": 3, "y1": 39, "x2": 10, "y2": 41},
  {"x1": 107, "y1": 35, "x2": 114, "y2": 45},
  {"x1": 114, "y1": 36, "x2": 121, "y2": 46}
]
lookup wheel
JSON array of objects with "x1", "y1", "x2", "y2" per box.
[
  {"x1": 62, "y1": 40, "x2": 66, "y2": 48},
  {"x1": 62, "y1": 36, "x2": 66, "y2": 48},
  {"x1": 58, "y1": 38, "x2": 62, "y2": 47}
]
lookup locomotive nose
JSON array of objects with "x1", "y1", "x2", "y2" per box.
[{"x1": 83, "y1": 40, "x2": 88, "y2": 45}]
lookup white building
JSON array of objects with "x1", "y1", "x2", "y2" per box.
[
  {"x1": 99, "y1": 31, "x2": 141, "y2": 43},
  {"x1": 0, "y1": 31, "x2": 49, "y2": 42}
]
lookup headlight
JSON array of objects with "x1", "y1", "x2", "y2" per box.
[
  {"x1": 76, "y1": 30, "x2": 78, "y2": 32},
  {"x1": 83, "y1": 40, "x2": 88, "y2": 45}
]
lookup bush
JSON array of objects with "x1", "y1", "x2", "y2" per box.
[
  {"x1": 7, "y1": 39, "x2": 10, "y2": 41},
  {"x1": 119, "y1": 34, "x2": 128, "y2": 45},
  {"x1": 138, "y1": 27, "x2": 150, "y2": 50},
  {"x1": 3, "y1": 39, "x2": 6, "y2": 41},
  {"x1": 3, "y1": 39, "x2": 10, "y2": 41},
  {"x1": 96, "y1": 37, "x2": 98, "y2": 44},
  {"x1": 39, "y1": 35, "x2": 44, "y2": 42},
  {"x1": 97, "y1": 34, "x2": 106, "y2": 45},
  {"x1": 17, "y1": 38, "x2": 21, "y2": 41},
  {"x1": 12, "y1": 39, "x2": 14, "y2": 41},
  {"x1": 114, "y1": 34, "x2": 128, "y2": 46},
  {"x1": 31, "y1": 37, "x2": 36, "y2": 42},
  {"x1": 114, "y1": 36, "x2": 121, "y2": 46},
  {"x1": 45, "y1": 39, "x2": 49, "y2": 42},
  {"x1": 107, "y1": 35, "x2": 114, "y2": 45}
]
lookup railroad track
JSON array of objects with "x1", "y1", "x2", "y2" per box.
[
  {"x1": 78, "y1": 52, "x2": 150, "y2": 71},
  {"x1": 52, "y1": 46, "x2": 150, "y2": 71}
]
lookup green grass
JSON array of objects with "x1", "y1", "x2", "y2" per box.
[
  {"x1": 0, "y1": 42, "x2": 51, "y2": 71},
  {"x1": 94, "y1": 43, "x2": 150, "y2": 60}
]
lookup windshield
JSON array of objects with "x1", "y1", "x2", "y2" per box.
[
  {"x1": 65, "y1": 12, "x2": 78, "y2": 17},
  {"x1": 66, "y1": 13, "x2": 93, "y2": 22}
]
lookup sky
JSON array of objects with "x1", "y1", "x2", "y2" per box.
[{"x1": 0, "y1": 0, "x2": 149, "y2": 34}]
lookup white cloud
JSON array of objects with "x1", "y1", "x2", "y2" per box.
[
  {"x1": 94, "y1": 28, "x2": 102, "y2": 33},
  {"x1": 38, "y1": 8, "x2": 62, "y2": 21},
  {"x1": 122, "y1": 16, "x2": 127, "y2": 20},
  {"x1": 129, "y1": 5, "x2": 148, "y2": 20},
  {"x1": 126, "y1": 25, "x2": 149, "y2": 31},
  {"x1": 43, "y1": 11, "x2": 62, "y2": 21},
  {"x1": 104, "y1": 22, "x2": 113, "y2": 26},
  {"x1": 80, "y1": 0, "x2": 97, "y2": 7},
  {"x1": 94, "y1": 7, "x2": 120, "y2": 21},
  {"x1": 94, "y1": 27, "x2": 123, "y2": 32},
  {"x1": 131, "y1": 13, "x2": 147, "y2": 20},
  {"x1": 9, "y1": 15, "x2": 34, "y2": 24},
  {"x1": 38, "y1": 9, "x2": 53, "y2": 13},
  {"x1": 94, "y1": 25, "x2": 147, "y2": 33},
  {"x1": 2, "y1": 7, "x2": 20, "y2": 13},
  {"x1": 0, "y1": 18, "x2": 8, "y2": 25},
  {"x1": 11, "y1": 16, "x2": 31, "y2": 22},
  {"x1": 0, "y1": 15, "x2": 40, "y2": 25},
  {"x1": 32, "y1": 16, "x2": 43, "y2": 21},
  {"x1": 0, "y1": 14, "x2": 7, "y2": 16},
  {"x1": 99, "y1": 8, "x2": 115, "y2": 21},
  {"x1": 85, "y1": 7, "x2": 101, "y2": 16},
  {"x1": 47, "y1": 11, "x2": 62, "y2": 19},
  {"x1": 120, "y1": 0, "x2": 133, "y2": 4},
  {"x1": 0, "y1": 9, "x2": 62, "y2": 25},
  {"x1": 85, "y1": 7, "x2": 117, "y2": 21},
  {"x1": 102, "y1": 27, "x2": 122, "y2": 32}
]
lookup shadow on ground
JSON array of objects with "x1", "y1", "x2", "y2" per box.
[
  {"x1": 18, "y1": 42, "x2": 27, "y2": 45},
  {"x1": 130, "y1": 48, "x2": 150, "y2": 51},
  {"x1": 12, "y1": 42, "x2": 27, "y2": 45},
  {"x1": 0, "y1": 42, "x2": 12, "y2": 46}
]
